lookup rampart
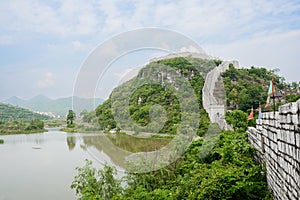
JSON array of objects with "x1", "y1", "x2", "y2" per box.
[{"x1": 248, "y1": 100, "x2": 300, "y2": 200}]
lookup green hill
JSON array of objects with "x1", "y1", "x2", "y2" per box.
[
  {"x1": 0, "y1": 103, "x2": 50, "y2": 121},
  {"x1": 95, "y1": 57, "x2": 221, "y2": 135},
  {"x1": 222, "y1": 65, "x2": 300, "y2": 112}
]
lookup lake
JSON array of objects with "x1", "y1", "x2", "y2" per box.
[
  {"x1": 0, "y1": 129, "x2": 172, "y2": 200},
  {"x1": 0, "y1": 128, "x2": 123, "y2": 200}
]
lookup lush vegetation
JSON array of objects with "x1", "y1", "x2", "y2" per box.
[
  {"x1": 60, "y1": 110, "x2": 104, "y2": 133},
  {"x1": 45, "y1": 118, "x2": 65, "y2": 128},
  {"x1": 95, "y1": 57, "x2": 220, "y2": 135},
  {"x1": 0, "y1": 118, "x2": 46, "y2": 134},
  {"x1": 0, "y1": 103, "x2": 50, "y2": 120},
  {"x1": 67, "y1": 110, "x2": 76, "y2": 128},
  {"x1": 71, "y1": 60, "x2": 279, "y2": 200},
  {"x1": 72, "y1": 128, "x2": 272, "y2": 199},
  {"x1": 0, "y1": 103, "x2": 48, "y2": 134},
  {"x1": 71, "y1": 160, "x2": 122, "y2": 200},
  {"x1": 286, "y1": 93, "x2": 300, "y2": 102},
  {"x1": 222, "y1": 66, "x2": 300, "y2": 113}
]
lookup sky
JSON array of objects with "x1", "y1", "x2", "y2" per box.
[{"x1": 0, "y1": 0, "x2": 300, "y2": 101}]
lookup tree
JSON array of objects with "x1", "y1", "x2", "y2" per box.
[
  {"x1": 71, "y1": 160, "x2": 122, "y2": 200},
  {"x1": 225, "y1": 110, "x2": 248, "y2": 132},
  {"x1": 25, "y1": 118, "x2": 44, "y2": 130},
  {"x1": 80, "y1": 109, "x2": 88, "y2": 118},
  {"x1": 67, "y1": 110, "x2": 76, "y2": 128}
]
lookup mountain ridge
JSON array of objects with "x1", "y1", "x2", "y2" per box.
[{"x1": 3, "y1": 95, "x2": 104, "y2": 117}]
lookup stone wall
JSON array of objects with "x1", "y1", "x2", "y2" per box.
[
  {"x1": 202, "y1": 60, "x2": 238, "y2": 129},
  {"x1": 248, "y1": 100, "x2": 300, "y2": 200}
]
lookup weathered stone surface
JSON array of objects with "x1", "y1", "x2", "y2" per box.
[
  {"x1": 292, "y1": 114, "x2": 298, "y2": 125},
  {"x1": 290, "y1": 102, "x2": 298, "y2": 114},
  {"x1": 296, "y1": 133, "x2": 300, "y2": 148},
  {"x1": 248, "y1": 100, "x2": 300, "y2": 200}
]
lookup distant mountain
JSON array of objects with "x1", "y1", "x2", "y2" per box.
[
  {"x1": 4, "y1": 95, "x2": 104, "y2": 117},
  {"x1": 0, "y1": 103, "x2": 50, "y2": 120}
]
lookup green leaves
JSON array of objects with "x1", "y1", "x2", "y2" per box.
[
  {"x1": 71, "y1": 130, "x2": 271, "y2": 200},
  {"x1": 67, "y1": 110, "x2": 76, "y2": 128},
  {"x1": 71, "y1": 160, "x2": 122, "y2": 200},
  {"x1": 222, "y1": 66, "x2": 287, "y2": 111},
  {"x1": 225, "y1": 110, "x2": 248, "y2": 132},
  {"x1": 95, "y1": 57, "x2": 215, "y2": 135}
]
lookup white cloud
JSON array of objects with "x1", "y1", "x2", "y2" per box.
[
  {"x1": 0, "y1": 0, "x2": 99, "y2": 37},
  {"x1": 203, "y1": 30, "x2": 300, "y2": 82},
  {"x1": 0, "y1": 0, "x2": 299, "y2": 42},
  {"x1": 37, "y1": 72, "x2": 55, "y2": 88}
]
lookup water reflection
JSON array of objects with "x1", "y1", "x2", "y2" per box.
[
  {"x1": 80, "y1": 134, "x2": 130, "y2": 169},
  {"x1": 79, "y1": 134, "x2": 172, "y2": 171},
  {"x1": 67, "y1": 135, "x2": 76, "y2": 151}
]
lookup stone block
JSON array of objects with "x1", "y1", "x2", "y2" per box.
[
  {"x1": 275, "y1": 121, "x2": 281, "y2": 129},
  {"x1": 262, "y1": 128, "x2": 268, "y2": 137},
  {"x1": 292, "y1": 114, "x2": 298, "y2": 125},
  {"x1": 297, "y1": 115, "x2": 300, "y2": 130},
  {"x1": 262, "y1": 112, "x2": 267, "y2": 119},
  {"x1": 268, "y1": 131, "x2": 272, "y2": 141},
  {"x1": 269, "y1": 112, "x2": 274, "y2": 120},
  {"x1": 291, "y1": 131, "x2": 296, "y2": 146},
  {"x1": 279, "y1": 103, "x2": 289, "y2": 114},
  {"x1": 286, "y1": 114, "x2": 292, "y2": 124},
  {"x1": 277, "y1": 129, "x2": 282, "y2": 140},
  {"x1": 274, "y1": 142, "x2": 278, "y2": 154},
  {"x1": 267, "y1": 112, "x2": 271, "y2": 119},
  {"x1": 256, "y1": 119, "x2": 262, "y2": 125},
  {"x1": 275, "y1": 112, "x2": 280, "y2": 120},
  {"x1": 297, "y1": 148, "x2": 300, "y2": 162},
  {"x1": 274, "y1": 131, "x2": 278, "y2": 142},
  {"x1": 282, "y1": 124, "x2": 290, "y2": 130},
  {"x1": 279, "y1": 114, "x2": 286, "y2": 124},
  {"x1": 281, "y1": 130, "x2": 287, "y2": 142},
  {"x1": 292, "y1": 189, "x2": 298, "y2": 200},
  {"x1": 295, "y1": 133, "x2": 300, "y2": 148},
  {"x1": 287, "y1": 131, "x2": 295, "y2": 145},
  {"x1": 278, "y1": 141, "x2": 283, "y2": 152},
  {"x1": 290, "y1": 124, "x2": 296, "y2": 131},
  {"x1": 290, "y1": 146, "x2": 295, "y2": 159},
  {"x1": 290, "y1": 102, "x2": 298, "y2": 114}
]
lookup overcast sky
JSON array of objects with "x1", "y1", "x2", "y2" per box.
[{"x1": 0, "y1": 0, "x2": 300, "y2": 100}]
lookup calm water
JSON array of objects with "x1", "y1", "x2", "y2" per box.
[{"x1": 0, "y1": 129, "x2": 122, "y2": 200}]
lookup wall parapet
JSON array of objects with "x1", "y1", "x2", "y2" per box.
[
  {"x1": 202, "y1": 60, "x2": 238, "y2": 129},
  {"x1": 247, "y1": 100, "x2": 300, "y2": 200}
]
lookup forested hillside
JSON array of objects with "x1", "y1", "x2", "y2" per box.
[
  {"x1": 95, "y1": 57, "x2": 221, "y2": 135},
  {"x1": 0, "y1": 103, "x2": 50, "y2": 120},
  {"x1": 222, "y1": 65, "x2": 300, "y2": 112}
]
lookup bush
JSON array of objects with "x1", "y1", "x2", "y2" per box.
[
  {"x1": 71, "y1": 160, "x2": 122, "y2": 200},
  {"x1": 225, "y1": 110, "x2": 248, "y2": 132}
]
